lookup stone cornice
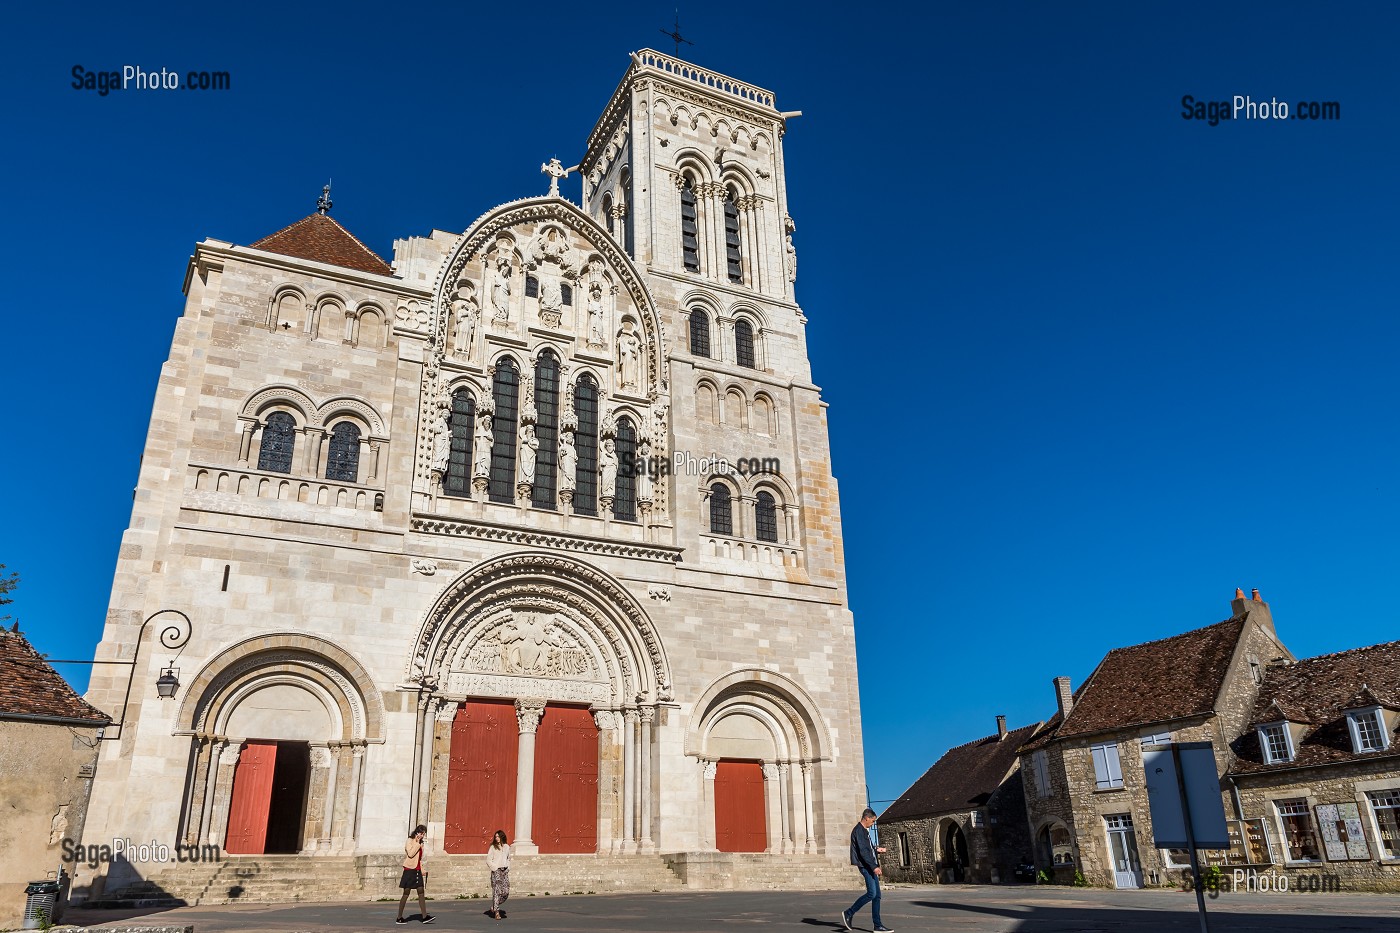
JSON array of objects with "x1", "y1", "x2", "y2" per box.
[
  {"x1": 411, "y1": 513, "x2": 684, "y2": 564},
  {"x1": 186, "y1": 240, "x2": 427, "y2": 299}
]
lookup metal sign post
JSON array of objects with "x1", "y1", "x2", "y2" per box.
[{"x1": 1143, "y1": 742, "x2": 1231, "y2": 933}]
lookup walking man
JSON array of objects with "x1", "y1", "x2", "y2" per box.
[{"x1": 841, "y1": 808, "x2": 892, "y2": 932}]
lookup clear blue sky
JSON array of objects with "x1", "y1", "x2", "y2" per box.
[{"x1": 2, "y1": 2, "x2": 1397, "y2": 810}]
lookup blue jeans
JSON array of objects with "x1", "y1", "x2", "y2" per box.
[{"x1": 846, "y1": 867, "x2": 882, "y2": 928}]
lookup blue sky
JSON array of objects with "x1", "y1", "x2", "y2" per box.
[{"x1": 2, "y1": 2, "x2": 1397, "y2": 809}]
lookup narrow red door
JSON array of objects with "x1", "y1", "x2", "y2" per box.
[
  {"x1": 715, "y1": 759, "x2": 767, "y2": 853},
  {"x1": 533, "y1": 705, "x2": 599, "y2": 853},
  {"x1": 444, "y1": 700, "x2": 519, "y2": 853},
  {"x1": 225, "y1": 740, "x2": 277, "y2": 854}
]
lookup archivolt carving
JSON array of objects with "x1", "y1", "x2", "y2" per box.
[
  {"x1": 407, "y1": 551, "x2": 671, "y2": 705},
  {"x1": 241, "y1": 385, "x2": 317, "y2": 423},
  {"x1": 316, "y1": 396, "x2": 385, "y2": 435},
  {"x1": 684, "y1": 667, "x2": 831, "y2": 761}
]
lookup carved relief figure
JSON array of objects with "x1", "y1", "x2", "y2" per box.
[
  {"x1": 500, "y1": 614, "x2": 561, "y2": 674},
  {"x1": 491, "y1": 255, "x2": 513, "y2": 322},
  {"x1": 518, "y1": 423, "x2": 538, "y2": 483},
  {"x1": 539, "y1": 275, "x2": 563, "y2": 318},
  {"x1": 600, "y1": 436, "x2": 618, "y2": 496},
  {"x1": 473, "y1": 409, "x2": 492, "y2": 477},
  {"x1": 451, "y1": 284, "x2": 479, "y2": 353},
  {"x1": 616, "y1": 322, "x2": 641, "y2": 391},
  {"x1": 586, "y1": 282, "x2": 606, "y2": 346},
  {"x1": 430, "y1": 404, "x2": 451, "y2": 474},
  {"x1": 558, "y1": 432, "x2": 577, "y2": 491},
  {"x1": 784, "y1": 213, "x2": 798, "y2": 284}
]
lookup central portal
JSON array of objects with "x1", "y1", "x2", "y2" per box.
[{"x1": 443, "y1": 700, "x2": 599, "y2": 854}]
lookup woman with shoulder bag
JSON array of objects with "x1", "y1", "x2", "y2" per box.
[
  {"x1": 396, "y1": 824, "x2": 434, "y2": 924},
  {"x1": 485, "y1": 829, "x2": 512, "y2": 920}
]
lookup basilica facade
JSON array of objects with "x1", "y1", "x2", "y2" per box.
[{"x1": 79, "y1": 50, "x2": 865, "y2": 901}]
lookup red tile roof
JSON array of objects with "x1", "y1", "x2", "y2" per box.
[
  {"x1": 880, "y1": 722, "x2": 1041, "y2": 823},
  {"x1": 250, "y1": 212, "x2": 394, "y2": 276},
  {"x1": 1231, "y1": 640, "x2": 1400, "y2": 775},
  {"x1": 0, "y1": 629, "x2": 110, "y2": 724},
  {"x1": 1052, "y1": 618, "x2": 1246, "y2": 740}
]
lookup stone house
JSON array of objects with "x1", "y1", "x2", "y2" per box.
[
  {"x1": 1227, "y1": 639, "x2": 1400, "y2": 892},
  {"x1": 1018, "y1": 591, "x2": 1290, "y2": 888},
  {"x1": 877, "y1": 716, "x2": 1039, "y2": 884},
  {"x1": 76, "y1": 48, "x2": 867, "y2": 905},
  {"x1": 0, "y1": 626, "x2": 109, "y2": 928}
]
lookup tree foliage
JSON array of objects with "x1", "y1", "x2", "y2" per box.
[{"x1": 0, "y1": 563, "x2": 18, "y2": 624}]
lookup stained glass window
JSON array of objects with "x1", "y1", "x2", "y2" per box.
[{"x1": 257, "y1": 411, "x2": 296, "y2": 474}]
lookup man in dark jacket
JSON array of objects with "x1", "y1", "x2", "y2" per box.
[{"x1": 841, "y1": 808, "x2": 892, "y2": 932}]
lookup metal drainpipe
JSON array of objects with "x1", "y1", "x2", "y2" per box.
[{"x1": 1226, "y1": 774, "x2": 1245, "y2": 821}]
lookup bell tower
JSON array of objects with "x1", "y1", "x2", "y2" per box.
[{"x1": 581, "y1": 50, "x2": 799, "y2": 307}]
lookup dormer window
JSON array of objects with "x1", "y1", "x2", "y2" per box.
[
  {"x1": 1348, "y1": 707, "x2": 1390, "y2": 753},
  {"x1": 1258, "y1": 722, "x2": 1294, "y2": 764}
]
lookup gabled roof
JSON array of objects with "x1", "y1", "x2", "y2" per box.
[
  {"x1": 0, "y1": 629, "x2": 110, "y2": 725},
  {"x1": 250, "y1": 212, "x2": 394, "y2": 276},
  {"x1": 1231, "y1": 640, "x2": 1400, "y2": 775},
  {"x1": 880, "y1": 722, "x2": 1040, "y2": 823},
  {"x1": 1051, "y1": 617, "x2": 1247, "y2": 740}
]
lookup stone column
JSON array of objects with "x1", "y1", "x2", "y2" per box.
[
  {"x1": 800, "y1": 761, "x2": 816, "y2": 853},
  {"x1": 762, "y1": 762, "x2": 782, "y2": 853},
  {"x1": 180, "y1": 735, "x2": 211, "y2": 846},
  {"x1": 593, "y1": 710, "x2": 620, "y2": 854},
  {"x1": 237, "y1": 421, "x2": 256, "y2": 464},
  {"x1": 369, "y1": 441, "x2": 382, "y2": 482},
  {"x1": 639, "y1": 706, "x2": 655, "y2": 851},
  {"x1": 303, "y1": 427, "x2": 326, "y2": 475},
  {"x1": 198, "y1": 737, "x2": 228, "y2": 845},
  {"x1": 416, "y1": 699, "x2": 442, "y2": 826},
  {"x1": 701, "y1": 759, "x2": 718, "y2": 851},
  {"x1": 316, "y1": 743, "x2": 339, "y2": 852},
  {"x1": 408, "y1": 691, "x2": 432, "y2": 827},
  {"x1": 348, "y1": 743, "x2": 367, "y2": 850},
  {"x1": 777, "y1": 762, "x2": 793, "y2": 853},
  {"x1": 207, "y1": 741, "x2": 242, "y2": 848},
  {"x1": 621, "y1": 709, "x2": 637, "y2": 851},
  {"x1": 513, "y1": 698, "x2": 546, "y2": 854},
  {"x1": 356, "y1": 437, "x2": 371, "y2": 484}
]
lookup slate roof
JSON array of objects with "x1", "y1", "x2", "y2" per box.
[
  {"x1": 1230, "y1": 640, "x2": 1400, "y2": 775},
  {"x1": 0, "y1": 628, "x2": 110, "y2": 725},
  {"x1": 880, "y1": 722, "x2": 1041, "y2": 823},
  {"x1": 250, "y1": 212, "x2": 394, "y2": 276}
]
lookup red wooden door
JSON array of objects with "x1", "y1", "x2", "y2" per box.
[
  {"x1": 715, "y1": 760, "x2": 767, "y2": 852},
  {"x1": 225, "y1": 740, "x2": 277, "y2": 854},
  {"x1": 533, "y1": 705, "x2": 599, "y2": 853},
  {"x1": 444, "y1": 700, "x2": 519, "y2": 853}
]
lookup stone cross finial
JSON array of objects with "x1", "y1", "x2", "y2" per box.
[{"x1": 541, "y1": 158, "x2": 578, "y2": 197}]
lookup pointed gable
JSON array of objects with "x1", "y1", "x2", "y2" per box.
[
  {"x1": 0, "y1": 629, "x2": 110, "y2": 725},
  {"x1": 251, "y1": 213, "x2": 394, "y2": 276},
  {"x1": 881, "y1": 722, "x2": 1041, "y2": 822}
]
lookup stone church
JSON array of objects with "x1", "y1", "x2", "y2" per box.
[{"x1": 78, "y1": 50, "x2": 865, "y2": 902}]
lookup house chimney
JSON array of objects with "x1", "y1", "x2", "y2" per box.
[
  {"x1": 996, "y1": 714, "x2": 1008, "y2": 739},
  {"x1": 1053, "y1": 676, "x2": 1073, "y2": 719},
  {"x1": 1231, "y1": 586, "x2": 1276, "y2": 635}
]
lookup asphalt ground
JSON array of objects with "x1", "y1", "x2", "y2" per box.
[{"x1": 65, "y1": 883, "x2": 1400, "y2": 933}]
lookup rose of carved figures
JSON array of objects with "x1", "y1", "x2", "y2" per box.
[
  {"x1": 430, "y1": 405, "x2": 451, "y2": 473},
  {"x1": 558, "y1": 432, "x2": 578, "y2": 491},
  {"x1": 491, "y1": 255, "x2": 512, "y2": 321},
  {"x1": 586, "y1": 283, "x2": 607, "y2": 346},
  {"x1": 600, "y1": 436, "x2": 618, "y2": 495},
  {"x1": 616, "y1": 323, "x2": 641, "y2": 391},
  {"x1": 451, "y1": 285, "x2": 479, "y2": 353},
  {"x1": 473, "y1": 410, "x2": 493, "y2": 477},
  {"x1": 518, "y1": 423, "x2": 538, "y2": 483}
]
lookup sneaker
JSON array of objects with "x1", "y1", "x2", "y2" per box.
[
  {"x1": 840, "y1": 910, "x2": 852, "y2": 931},
  {"x1": 875, "y1": 926, "x2": 895, "y2": 932},
  {"x1": 395, "y1": 919, "x2": 409, "y2": 925},
  {"x1": 421, "y1": 916, "x2": 435, "y2": 924}
]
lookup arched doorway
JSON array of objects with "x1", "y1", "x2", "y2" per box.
[{"x1": 941, "y1": 821, "x2": 969, "y2": 883}]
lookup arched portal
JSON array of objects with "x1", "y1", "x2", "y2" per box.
[
  {"x1": 941, "y1": 819, "x2": 970, "y2": 883},
  {"x1": 407, "y1": 551, "x2": 672, "y2": 855}
]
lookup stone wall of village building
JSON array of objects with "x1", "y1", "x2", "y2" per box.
[
  {"x1": 880, "y1": 768, "x2": 1033, "y2": 885},
  {"x1": 0, "y1": 720, "x2": 102, "y2": 927},
  {"x1": 1230, "y1": 761, "x2": 1400, "y2": 893},
  {"x1": 1022, "y1": 742, "x2": 1080, "y2": 883}
]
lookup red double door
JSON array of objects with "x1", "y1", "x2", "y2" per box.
[
  {"x1": 714, "y1": 760, "x2": 767, "y2": 853},
  {"x1": 225, "y1": 740, "x2": 310, "y2": 854},
  {"x1": 444, "y1": 700, "x2": 599, "y2": 854}
]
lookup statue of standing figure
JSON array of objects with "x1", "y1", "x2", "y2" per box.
[
  {"x1": 472, "y1": 409, "x2": 492, "y2": 478},
  {"x1": 451, "y1": 285, "x2": 479, "y2": 353},
  {"x1": 617, "y1": 323, "x2": 641, "y2": 391},
  {"x1": 518, "y1": 423, "x2": 538, "y2": 483},
  {"x1": 430, "y1": 405, "x2": 451, "y2": 474},
  {"x1": 783, "y1": 213, "x2": 798, "y2": 284},
  {"x1": 491, "y1": 254, "x2": 513, "y2": 321},
  {"x1": 558, "y1": 432, "x2": 578, "y2": 491},
  {"x1": 600, "y1": 436, "x2": 618, "y2": 498},
  {"x1": 586, "y1": 282, "x2": 606, "y2": 346}
]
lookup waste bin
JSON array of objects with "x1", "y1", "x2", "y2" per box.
[{"x1": 21, "y1": 881, "x2": 60, "y2": 930}]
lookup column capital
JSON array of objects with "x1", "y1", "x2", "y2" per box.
[
  {"x1": 638, "y1": 706, "x2": 655, "y2": 724},
  {"x1": 799, "y1": 760, "x2": 812, "y2": 775},
  {"x1": 762, "y1": 762, "x2": 780, "y2": 781},
  {"x1": 515, "y1": 697, "x2": 547, "y2": 734},
  {"x1": 623, "y1": 708, "x2": 640, "y2": 724},
  {"x1": 702, "y1": 760, "x2": 717, "y2": 780},
  {"x1": 592, "y1": 709, "x2": 619, "y2": 731}
]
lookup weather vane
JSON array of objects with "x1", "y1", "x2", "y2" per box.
[
  {"x1": 317, "y1": 180, "x2": 333, "y2": 215},
  {"x1": 660, "y1": 9, "x2": 693, "y2": 57}
]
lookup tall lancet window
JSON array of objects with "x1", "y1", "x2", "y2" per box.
[
  {"x1": 257, "y1": 411, "x2": 296, "y2": 474},
  {"x1": 443, "y1": 388, "x2": 475, "y2": 498},
  {"x1": 613, "y1": 417, "x2": 637, "y2": 522},
  {"x1": 755, "y1": 491, "x2": 779, "y2": 543},
  {"x1": 532, "y1": 351, "x2": 560, "y2": 509},
  {"x1": 325, "y1": 422, "x2": 361, "y2": 482},
  {"x1": 680, "y1": 175, "x2": 700, "y2": 272},
  {"x1": 724, "y1": 187, "x2": 743, "y2": 284},
  {"x1": 621, "y1": 169, "x2": 635, "y2": 258},
  {"x1": 689, "y1": 309, "x2": 711, "y2": 358},
  {"x1": 573, "y1": 374, "x2": 599, "y2": 516},
  {"x1": 603, "y1": 194, "x2": 614, "y2": 237},
  {"x1": 488, "y1": 358, "x2": 519, "y2": 503},
  {"x1": 709, "y1": 483, "x2": 733, "y2": 536},
  {"x1": 734, "y1": 319, "x2": 756, "y2": 370}
]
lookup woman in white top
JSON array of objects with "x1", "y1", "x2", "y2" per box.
[{"x1": 485, "y1": 829, "x2": 511, "y2": 919}]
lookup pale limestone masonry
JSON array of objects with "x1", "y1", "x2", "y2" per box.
[{"x1": 78, "y1": 50, "x2": 866, "y2": 904}]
